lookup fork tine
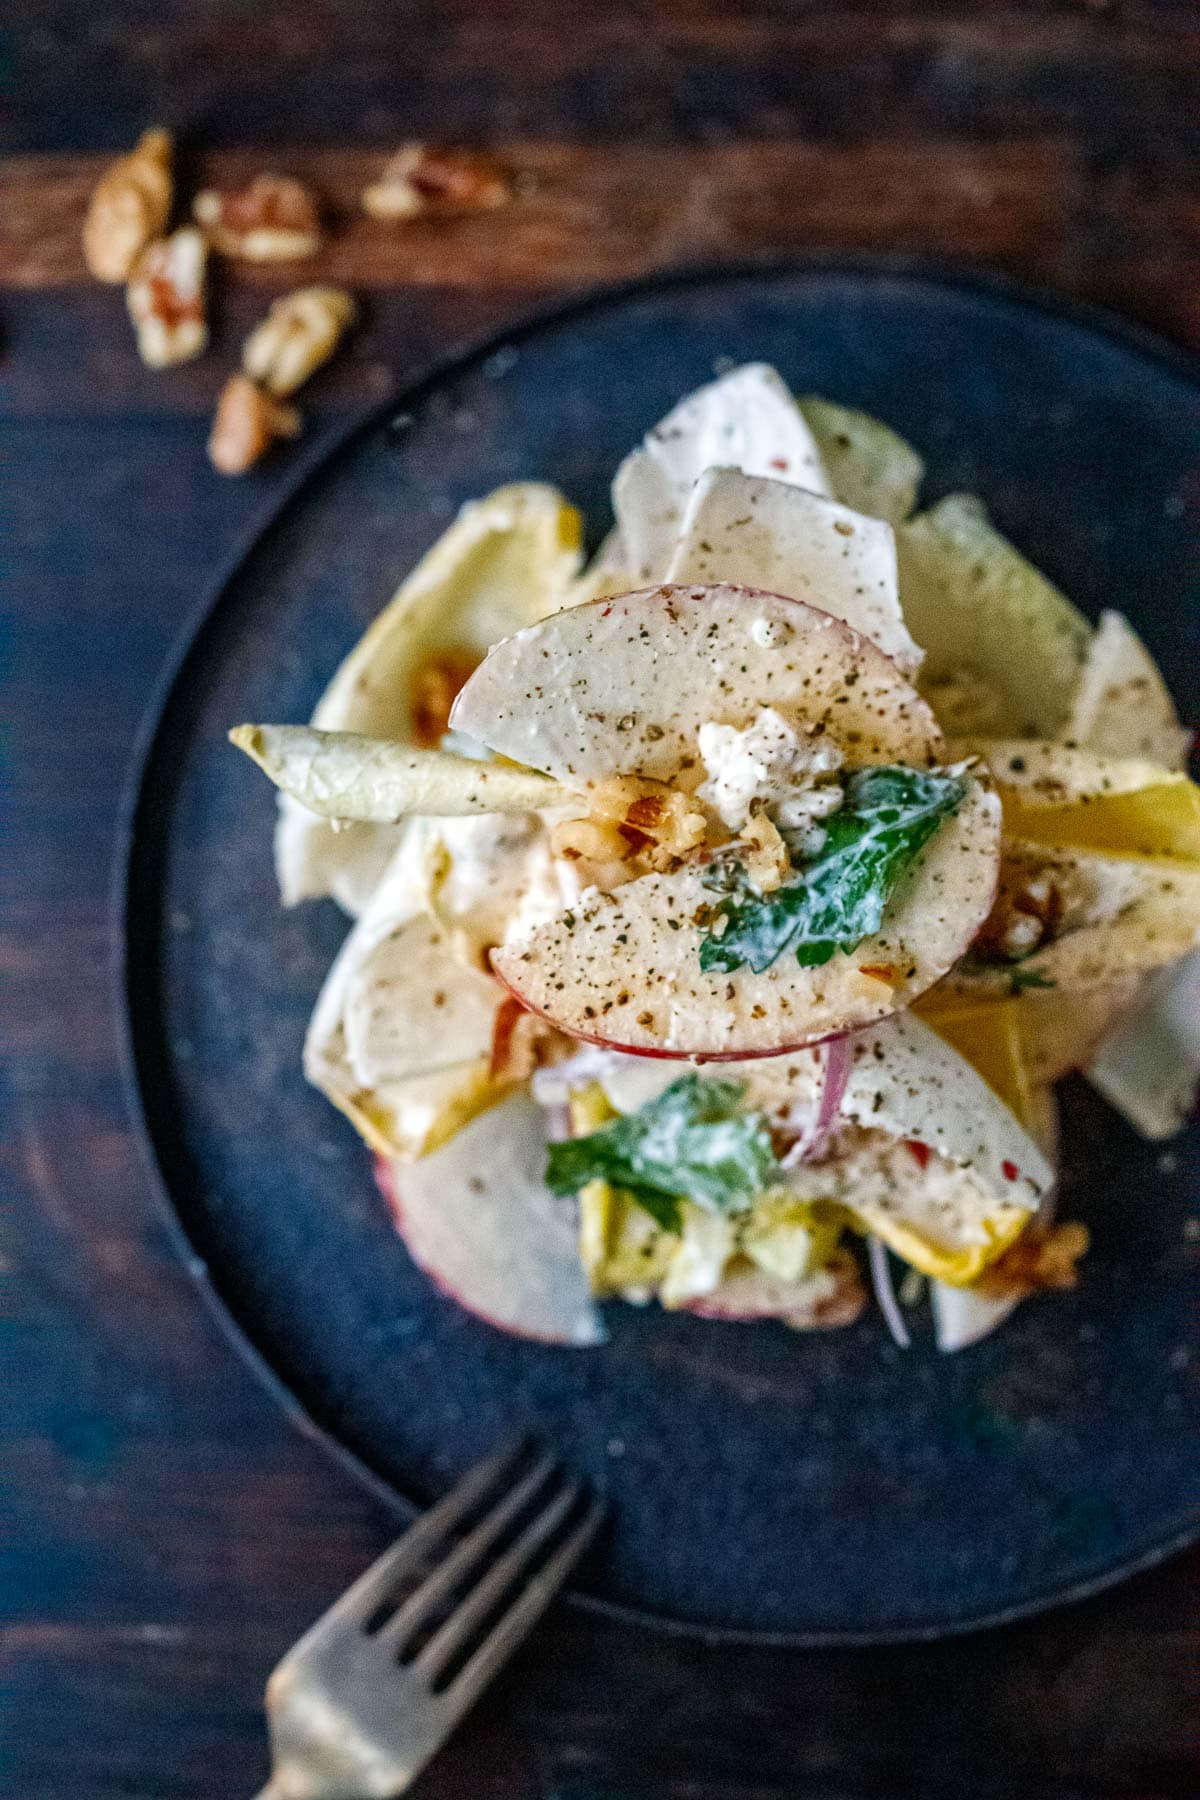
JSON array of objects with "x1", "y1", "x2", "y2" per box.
[
  {"x1": 297, "y1": 1439, "x2": 528, "y2": 1639},
  {"x1": 377, "y1": 1449, "x2": 559, "y2": 1654},
  {"x1": 413, "y1": 1478, "x2": 583, "y2": 1684},
  {"x1": 443, "y1": 1498, "x2": 605, "y2": 1711}
]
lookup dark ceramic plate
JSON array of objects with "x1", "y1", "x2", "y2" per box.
[{"x1": 122, "y1": 263, "x2": 1200, "y2": 1643}]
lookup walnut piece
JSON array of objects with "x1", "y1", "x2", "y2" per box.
[
  {"x1": 977, "y1": 864, "x2": 1066, "y2": 961},
  {"x1": 409, "y1": 653, "x2": 479, "y2": 748},
  {"x1": 126, "y1": 227, "x2": 208, "y2": 367},
  {"x1": 551, "y1": 776, "x2": 708, "y2": 891},
  {"x1": 735, "y1": 811, "x2": 790, "y2": 894},
  {"x1": 362, "y1": 144, "x2": 510, "y2": 221},
  {"x1": 978, "y1": 1221, "x2": 1089, "y2": 1298},
  {"x1": 242, "y1": 286, "x2": 356, "y2": 397},
  {"x1": 550, "y1": 816, "x2": 633, "y2": 869},
  {"x1": 83, "y1": 127, "x2": 174, "y2": 283},
  {"x1": 193, "y1": 174, "x2": 322, "y2": 261},
  {"x1": 208, "y1": 375, "x2": 302, "y2": 475},
  {"x1": 587, "y1": 775, "x2": 708, "y2": 869}
]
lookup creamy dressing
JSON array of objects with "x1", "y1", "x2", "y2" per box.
[
  {"x1": 697, "y1": 706, "x2": 844, "y2": 845},
  {"x1": 427, "y1": 810, "x2": 586, "y2": 955}
]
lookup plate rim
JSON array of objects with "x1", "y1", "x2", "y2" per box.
[{"x1": 114, "y1": 254, "x2": 1200, "y2": 1647}]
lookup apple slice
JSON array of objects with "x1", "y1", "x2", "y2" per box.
[
  {"x1": 451, "y1": 583, "x2": 945, "y2": 787},
  {"x1": 612, "y1": 363, "x2": 832, "y2": 582},
  {"x1": 837, "y1": 1013, "x2": 1052, "y2": 1209},
  {"x1": 665, "y1": 468, "x2": 922, "y2": 671},
  {"x1": 376, "y1": 1095, "x2": 603, "y2": 1344},
  {"x1": 492, "y1": 778, "x2": 1000, "y2": 1057}
]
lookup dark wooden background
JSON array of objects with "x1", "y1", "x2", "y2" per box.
[{"x1": 4, "y1": 5, "x2": 1199, "y2": 1796}]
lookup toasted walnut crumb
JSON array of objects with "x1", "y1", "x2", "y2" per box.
[
  {"x1": 83, "y1": 127, "x2": 173, "y2": 283},
  {"x1": 208, "y1": 375, "x2": 302, "y2": 475},
  {"x1": 979, "y1": 1221, "x2": 1089, "y2": 1298},
  {"x1": 848, "y1": 967, "x2": 895, "y2": 1003},
  {"x1": 362, "y1": 143, "x2": 510, "y2": 220},
  {"x1": 193, "y1": 174, "x2": 322, "y2": 261},
  {"x1": 735, "y1": 811, "x2": 790, "y2": 894},
  {"x1": 551, "y1": 816, "x2": 632, "y2": 866},
  {"x1": 126, "y1": 227, "x2": 208, "y2": 367},
  {"x1": 587, "y1": 775, "x2": 708, "y2": 869},
  {"x1": 242, "y1": 286, "x2": 356, "y2": 396}
]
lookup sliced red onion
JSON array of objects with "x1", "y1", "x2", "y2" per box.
[
  {"x1": 867, "y1": 1235, "x2": 911, "y2": 1349},
  {"x1": 541, "y1": 1102, "x2": 572, "y2": 1143},
  {"x1": 782, "y1": 1033, "x2": 852, "y2": 1167}
]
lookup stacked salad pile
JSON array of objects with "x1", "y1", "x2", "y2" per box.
[{"x1": 233, "y1": 364, "x2": 1200, "y2": 1352}]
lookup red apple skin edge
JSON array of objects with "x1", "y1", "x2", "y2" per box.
[
  {"x1": 490, "y1": 956, "x2": 856, "y2": 1060},
  {"x1": 382, "y1": 1153, "x2": 851, "y2": 1332},
  {"x1": 373, "y1": 1156, "x2": 589, "y2": 1346},
  {"x1": 488, "y1": 859, "x2": 1002, "y2": 1065}
]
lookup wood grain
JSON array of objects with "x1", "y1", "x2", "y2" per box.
[
  {"x1": 5, "y1": 3, "x2": 1200, "y2": 1797},
  {"x1": 4, "y1": 135, "x2": 1199, "y2": 349}
]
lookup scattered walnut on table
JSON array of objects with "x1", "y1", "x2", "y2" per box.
[
  {"x1": 361, "y1": 143, "x2": 510, "y2": 221},
  {"x1": 83, "y1": 127, "x2": 174, "y2": 283},
  {"x1": 193, "y1": 174, "x2": 322, "y2": 261},
  {"x1": 208, "y1": 374, "x2": 302, "y2": 475},
  {"x1": 242, "y1": 286, "x2": 357, "y2": 396},
  {"x1": 126, "y1": 227, "x2": 209, "y2": 367}
]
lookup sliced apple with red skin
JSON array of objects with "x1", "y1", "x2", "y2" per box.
[
  {"x1": 456, "y1": 582, "x2": 999, "y2": 1056},
  {"x1": 375, "y1": 1094, "x2": 603, "y2": 1345},
  {"x1": 450, "y1": 583, "x2": 945, "y2": 786},
  {"x1": 492, "y1": 778, "x2": 999, "y2": 1057}
]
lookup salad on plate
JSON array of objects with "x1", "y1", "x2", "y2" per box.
[{"x1": 232, "y1": 363, "x2": 1200, "y2": 1353}]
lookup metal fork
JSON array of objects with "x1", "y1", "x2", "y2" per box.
[{"x1": 255, "y1": 1443, "x2": 604, "y2": 1798}]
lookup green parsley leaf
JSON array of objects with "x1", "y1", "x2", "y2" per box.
[
  {"x1": 545, "y1": 1074, "x2": 779, "y2": 1230},
  {"x1": 699, "y1": 765, "x2": 966, "y2": 974},
  {"x1": 1008, "y1": 966, "x2": 1057, "y2": 993}
]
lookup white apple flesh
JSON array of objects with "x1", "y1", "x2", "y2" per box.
[
  {"x1": 451, "y1": 583, "x2": 945, "y2": 786},
  {"x1": 665, "y1": 467, "x2": 922, "y2": 671},
  {"x1": 375, "y1": 1094, "x2": 603, "y2": 1345},
  {"x1": 492, "y1": 780, "x2": 1000, "y2": 1058}
]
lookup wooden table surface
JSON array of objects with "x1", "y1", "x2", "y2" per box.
[{"x1": 5, "y1": 5, "x2": 1199, "y2": 1796}]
